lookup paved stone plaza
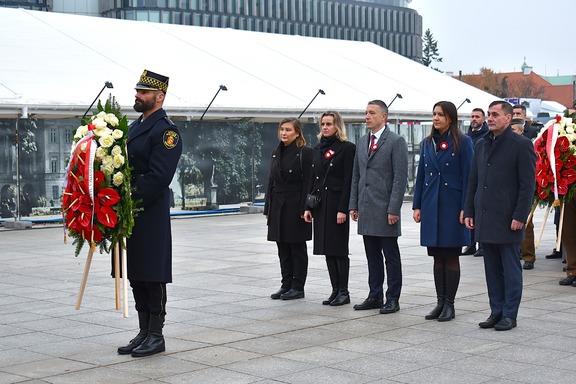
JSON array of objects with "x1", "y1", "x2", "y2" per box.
[{"x1": 1, "y1": 203, "x2": 576, "y2": 383}]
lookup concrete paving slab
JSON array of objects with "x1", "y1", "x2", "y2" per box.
[{"x1": 0, "y1": 203, "x2": 574, "y2": 383}]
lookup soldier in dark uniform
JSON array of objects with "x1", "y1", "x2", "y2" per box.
[{"x1": 117, "y1": 70, "x2": 182, "y2": 357}]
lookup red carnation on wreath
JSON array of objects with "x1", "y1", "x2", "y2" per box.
[
  {"x1": 533, "y1": 115, "x2": 576, "y2": 207},
  {"x1": 62, "y1": 98, "x2": 136, "y2": 256}
]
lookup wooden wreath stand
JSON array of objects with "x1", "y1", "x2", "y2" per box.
[
  {"x1": 75, "y1": 239, "x2": 129, "y2": 318},
  {"x1": 533, "y1": 198, "x2": 565, "y2": 250}
]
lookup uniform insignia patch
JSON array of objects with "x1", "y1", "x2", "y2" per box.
[{"x1": 163, "y1": 130, "x2": 179, "y2": 149}]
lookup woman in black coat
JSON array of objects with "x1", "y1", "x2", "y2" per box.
[
  {"x1": 264, "y1": 118, "x2": 313, "y2": 300},
  {"x1": 304, "y1": 111, "x2": 356, "y2": 306}
]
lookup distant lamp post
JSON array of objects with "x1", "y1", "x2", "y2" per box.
[
  {"x1": 457, "y1": 98, "x2": 471, "y2": 110},
  {"x1": 82, "y1": 81, "x2": 114, "y2": 118},
  {"x1": 388, "y1": 93, "x2": 403, "y2": 108},
  {"x1": 200, "y1": 85, "x2": 228, "y2": 120},
  {"x1": 298, "y1": 89, "x2": 325, "y2": 118}
]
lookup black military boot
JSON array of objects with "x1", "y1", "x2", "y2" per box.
[
  {"x1": 118, "y1": 312, "x2": 149, "y2": 354},
  {"x1": 131, "y1": 314, "x2": 166, "y2": 357}
]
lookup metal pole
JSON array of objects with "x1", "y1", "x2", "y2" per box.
[{"x1": 15, "y1": 117, "x2": 20, "y2": 220}]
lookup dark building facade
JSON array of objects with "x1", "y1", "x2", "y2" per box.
[{"x1": 99, "y1": 0, "x2": 422, "y2": 61}]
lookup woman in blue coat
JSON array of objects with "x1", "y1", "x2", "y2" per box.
[{"x1": 412, "y1": 101, "x2": 473, "y2": 322}]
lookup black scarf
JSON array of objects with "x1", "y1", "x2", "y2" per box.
[{"x1": 432, "y1": 129, "x2": 449, "y2": 153}]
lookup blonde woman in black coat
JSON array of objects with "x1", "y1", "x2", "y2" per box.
[
  {"x1": 304, "y1": 111, "x2": 356, "y2": 306},
  {"x1": 264, "y1": 118, "x2": 314, "y2": 300}
]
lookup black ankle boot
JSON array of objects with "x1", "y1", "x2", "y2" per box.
[
  {"x1": 425, "y1": 298, "x2": 444, "y2": 320},
  {"x1": 118, "y1": 311, "x2": 149, "y2": 354},
  {"x1": 324, "y1": 257, "x2": 339, "y2": 305},
  {"x1": 437, "y1": 300, "x2": 455, "y2": 322},
  {"x1": 330, "y1": 290, "x2": 350, "y2": 306},
  {"x1": 131, "y1": 314, "x2": 166, "y2": 357},
  {"x1": 322, "y1": 290, "x2": 338, "y2": 305}
]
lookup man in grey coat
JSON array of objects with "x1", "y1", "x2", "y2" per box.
[
  {"x1": 464, "y1": 100, "x2": 536, "y2": 331},
  {"x1": 349, "y1": 100, "x2": 408, "y2": 313}
]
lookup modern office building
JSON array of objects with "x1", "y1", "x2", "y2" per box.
[{"x1": 3, "y1": 0, "x2": 422, "y2": 62}]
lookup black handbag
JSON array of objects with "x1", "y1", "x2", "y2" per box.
[
  {"x1": 306, "y1": 193, "x2": 321, "y2": 208},
  {"x1": 305, "y1": 155, "x2": 332, "y2": 209}
]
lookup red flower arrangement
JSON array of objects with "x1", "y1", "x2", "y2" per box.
[
  {"x1": 533, "y1": 115, "x2": 576, "y2": 207},
  {"x1": 324, "y1": 149, "x2": 335, "y2": 159},
  {"x1": 62, "y1": 100, "x2": 136, "y2": 256}
]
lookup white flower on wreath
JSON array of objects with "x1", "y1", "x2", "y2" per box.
[
  {"x1": 111, "y1": 145, "x2": 122, "y2": 156},
  {"x1": 93, "y1": 117, "x2": 108, "y2": 130},
  {"x1": 101, "y1": 163, "x2": 115, "y2": 176},
  {"x1": 113, "y1": 154, "x2": 125, "y2": 168},
  {"x1": 105, "y1": 113, "x2": 119, "y2": 127},
  {"x1": 95, "y1": 146, "x2": 107, "y2": 159},
  {"x1": 74, "y1": 125, "x2": 88, "y2": 139},
  {"x1": 112, "y1": 129, "x2": 123, "y2": 140},
  {"x1": 99, "y1": 135, "x2": 114, "y2": 148},
  {"x1": 95, "y1": 126, "x2": 112, "y2": 138},
  {"x1": 101, "y1": 155, "x2": 113, "y2": 166},
  {"x1": 112, "y1": 172, "x2": 124, "y2": 187}
]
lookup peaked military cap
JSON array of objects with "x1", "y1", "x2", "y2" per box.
[{"x1": 135, "y1": 69, "x2": 169, "y2": 92}]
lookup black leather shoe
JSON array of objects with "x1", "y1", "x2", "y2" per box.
[
  {"x1": 473, "y1": 248, "x2": 484, "y2": 257},
  {"x1": 329, "y1": 291, "x2": 350, "y2": 306},
  {"x1": 379, "y1": 300, "x2": 400, "y2": 314},
  {"x1": 271, "y1": 288, "x2": 289, "y2": 299},
  {"x1": 478, "y1": 314, "x2": 501, "y2": 328},
  {"x1": 461, "y1": 245, "x2": 476, "y2": 255},
  {"x1": 322, "y1": 291, "x2": 338, "y2": 305},
  {"x1": 353, "y1": 297, "x2": 383, "y2": 310},
  {"x1": 572, "y1": 279, "x2": 576, "y2": 287},
  {"x1": 559, "y1": 276, "x2": 576, "y2": 285},
  {"x1": 523, "y1": 261, "x2": 534, "y2": 270},
  {"x1": 280, "y1": 289, "x2": 304, "y2": 300},
  {"x1": 494, "y1": 317, "x2": 517, "y2": 331},
  {"x1": 546, "y1": 250, "x2": 562, "y2": 259}
]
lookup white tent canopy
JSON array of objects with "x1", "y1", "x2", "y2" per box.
[{"x1": 0, "y1": 8, "x2": 500, "y2": 121}]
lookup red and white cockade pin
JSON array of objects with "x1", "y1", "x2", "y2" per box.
[
  {"x1": 439, "y1": 141, "x2": 448, "y2": 151},
  {"x1": 324, "y1": 149, "x2": 336, "y2": 159},
  {"x1": 371, "y1": 143, "x2": 378, "y2": 151}
]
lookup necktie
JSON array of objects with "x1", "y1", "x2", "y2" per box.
[{"x1": 369, "y1": 134, "x2": 376, "y2": 154}]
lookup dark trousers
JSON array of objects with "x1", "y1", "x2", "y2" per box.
[
  {"x1": 131, "y1": 280, "x2": 167, "y2": 316},
  {"x1": 482, "y1": 243, "x2": 522, "y2": 319},
  {"x1": 277, "y1": 241, "x2": 308, "y2": 291},
  {"x1": 563, "y1": 199, "x2": 576, "y2": 276},
  {"x1": 362, "y1": 236, "x2": 402, "y2": 301}
]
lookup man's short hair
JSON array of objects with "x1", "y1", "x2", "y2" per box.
[
  {"x1": 472, "y1": 108, "x2": 485, "y2": 116},
  {"x1": 368, "y1": 100, "x2": 388, "y2": 115},
  {"x1": 512, "y1": 104, "x2": 527, "y2": 113},
  {"x1": 490, "y1": 101, "x2": 514, "y2": 115}
]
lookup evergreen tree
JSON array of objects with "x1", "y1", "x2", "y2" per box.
[{"x1": 422, "y1": 28, "x2": 443, "y2": 72}]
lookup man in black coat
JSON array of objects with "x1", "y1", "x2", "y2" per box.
[
  {"x1": 513, "y1": 104, "x2": 539, "y2": 140},
  {"x1": 464, "y1": 101, "x2": 535, "y2": 331},
  {"x1": 461, "y1": 107, "x2": 489, "y2": 256},
  {"x1": 117, "y1": 70, "x2": 182, "y2": 357}
]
